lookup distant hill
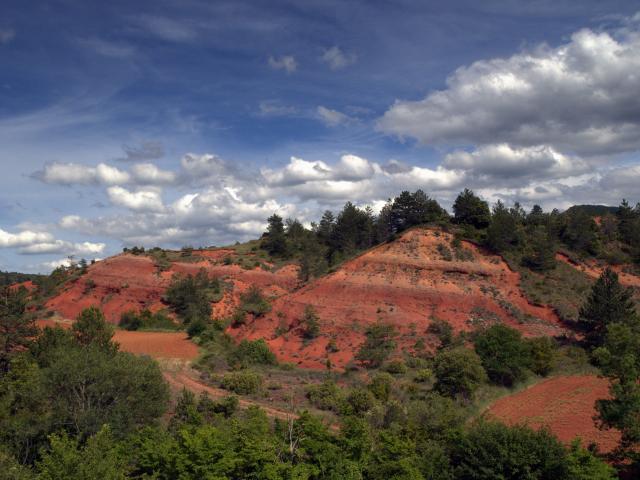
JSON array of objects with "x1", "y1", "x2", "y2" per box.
[
  {"x1": 565, "y1": 204, "x2": 619, "y2": 216},
  {"x1": 1, "y1": 271, "x2": 45, "y2": 288}
]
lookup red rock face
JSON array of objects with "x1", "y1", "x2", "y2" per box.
[
  {"x1": 43, "y1": 228, "x2": 574, "y2": 370},
  {"x1": 231, "y1": 228, "x2": 567, "y2": 369},
  {"x1": 44, "y1": 252, "x2": 299, "y2": 324}
]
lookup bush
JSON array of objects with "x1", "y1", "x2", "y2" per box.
[
  {"x1": 526, "y1": 336, "x2": 556, "y2": 376},
  {"x1": 227, "y1": 339, "x2": 277, "y2": 368},
  {"x1": 301, "y1": 305, "x2": 320, "y2": 340},
  {"x1": 414, "y1": 368, "x2": 433, "y2": 383},
  {"x1": 355, "y1": 323, "x2": 397, "y2": 368},
  {"x1": 119, "y1": 309, "x2": 177, "y2": 331},
  {"x1": 306, "y1": 380, "x2": 342, "y2": 411},
  {"x1": 433, "y1": 347, "x2": 487, "y2": 401},
  {"x1": 344, "y1": 388, "x2": 376, "y2": 415},
  {"x1": 384, "y1": 360, "x2": 407, "y2": 375},
  {"x1": 427, "y1": 317, "x2": 454, "y2": 350},
  {"x1": 164, "y1": 269, "x2": 222, "y2": 324},
  {"x1": 473, "y1": 324, "x2": 531, "y2": 386},
  {"x1": 239, "y1": 285, "x2": 271, "y2": 317},
  {"x1": 220, "y1": 370, "x2": 262, "y2": 395},
  {"x1": 368, "y1": 372, "x2": 394, "y2": 401}
]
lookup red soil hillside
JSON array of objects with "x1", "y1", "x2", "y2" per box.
[
  {"x1": 556, "y1": 253, "x2": 640, "y2": 289},
  {"x1": 45, "y1": 251, "x2": 299, "y2": 324},
  {"x1": 487, "y1": 375, "x2": 620, "y2": 453},
  {"x1": 232, "y1": 228, "x2": 567, "y2": 369}
]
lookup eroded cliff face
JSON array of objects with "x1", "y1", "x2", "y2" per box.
[{"x1": 231, "y1": 228, "x2": 566, "y2": 369}]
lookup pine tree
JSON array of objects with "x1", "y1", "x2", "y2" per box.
[
  {"x1": 0, "y1": 286, "x2": 37, "y2": 373},
  {"x1": 263, "y1": 214, "x2": 288, "y2": 256},
  {"x1": 579, "y1": 268, "x2": 637, "y2": 349},
  {"x1": 452, "y1": 189, "x2": 490, "y2": 229}
]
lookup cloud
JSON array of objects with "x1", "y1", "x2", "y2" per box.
[
  {"x1": 106, "y1": 186, "x2": 165, "y2": 212},
  {"x1": 130, "y1": 163, "x2": 176, "y2": 185},
  {"x1": 120, "y1": 141, "x2": 165, "y2": 161},
  {"x1": 316, "y1": 106, "x2": 353, "y2": 126},
  {"x1": 78, "y1": 37, "x2": 136, "y2": 58},
  {"x1": 257, "y1": 100, "x2": 298, "y2": 117},
  {"x1": 268, "y1": 55, "x2": 297, "y2": 74},
  {"x1": 378, "y1": 26, "x2": 640, "y2": 156},
  {"x1": 35, "y1": 162, "x2": 130, "y2": 185},
  {"x1": 599, "y1": 164, "x2": 640, "y2": 191},
  {"x1": 18, "y1": 240, "x2": 105, "y2": 256},
  {"x1": 320, "y1": 46, "x2": 357, "y2": 70},
  {"x1": 132, "y1": 15, "x2": 196, "y2": 42},
  {"x1": 0, "y1": 228, "x2": 53, "y2": 248},
  {"x1": 0, "y1": 28, "x2": 15, "y2": 45},
  {"x1": 443, "y1": 144, "x2": 590, "y2": 182}
]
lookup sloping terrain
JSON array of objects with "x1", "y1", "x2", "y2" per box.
[
  {"x1": 556, "y1": 253, "x2": 640, "y2": 289},
  {"x1": 232, "y1": 228, "x2": 567, "y2": 369},
  {"x1": 487, "y1": 375, "x2": 620, "y2": 453},
  {"x1": 44, "y1": 251, "x2": 299, "y2": 324}
]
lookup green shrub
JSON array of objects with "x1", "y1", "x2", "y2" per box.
[
  {"x1": 384, "y1": 360, "x2": 408, "y2": 375},
  {"x1": 355, "y1": 323, "x2": 397, "y2": 368},
  {"x1": 368, "y1": 372, "x2": 394, "y2": 401},
  {"x1": 227, "y1": 339, "x2": 277, "y2": 367},
  {"x1": 344, "y1": 388, "x2": 376, "y2": 415},
  {"x1": 414, "y1": 368, "x2": 433, "y2": 383},
  {"x1": 239, "y1": 285, "x2": 271, "y2": 316},
  {"x1": 433, "y1": 347, "x2": 487, "y2": 401},
  {"x1": 526, "y1": 336, "x2": 556, "y2": 376},
  {"x1": 306, "y1": 380, "x2": 342, "y2": 411},
  {"x1": 220, "y1": 370, "x2": 262, "y2": 395},
  {"x1": 473, "y1": 324, "x2": 531, "y2": 386}
]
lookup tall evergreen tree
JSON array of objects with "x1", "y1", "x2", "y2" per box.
[
  {"x1": 452, "y1": 189, "x2": 490, "y2": 229},
  {"x1": 579, "y1": 268, "x2": 637, "y2": 349},
  {"x1": 262, "y1": 214, "x2": 288, "y2": 256},
  {"x1": 0, "y1": 286, "x2": 37, "y2": 373}
]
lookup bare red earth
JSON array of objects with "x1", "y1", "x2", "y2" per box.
[
  {"x1": 114, "y1": 331, "x2": 199, "y2": 360},
  {"x1": 233, "y1": 228, "x2": 567, "y2": 369},
  {"x1": 45, "y1": 251, "x2": 299, "y2": 324},
  {"x1": 487, "y1": 375, "x2": 620, "y2": 452}
]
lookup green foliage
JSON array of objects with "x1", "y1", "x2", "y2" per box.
[
  {"x1": 428, "y1": 317, "x2": 454, "y2": 350},
  {"x1": 262, "y1": 213, "x2": 288, "y2": 256},
  {"x1": 384, "y1": 359, "x2": 407, "y2": 375},
  {"x1": 368, "y1": 372, "x2": 394, "y2": 402},
  {"x1": 526, "y1": 336, "x2": 557, "y2": 376},
  {"x1": 220, "y1": 370, "x2": 262, "y2": 395},
  {"x1": 355, "y1": 323, "x2": 397, "y2": 368},
  {"x1": 306, "y1": 379, "x2": 342, "y2": 411},
  {"x1": 227, "y1": 339, "x2": 277, "y2": 368},
  {"x1": 451, "y1": 421, "x2": 574, "y2": 479},
  {"x1": 72, "y1": 307, "x2": 117, "y2": 353},
  {"x1": 36, "y1": 426, "x2": 127, "y2": 480},
  {"x1": 565, "y1": 440, "x2": 617, "y2": 480},
  {"x1": 301, "y1": 305, "x2": 320, "y2": 340},
  {"x1": 473, "y1": 324, "x2": 531, "y2": 386},
  {"x1": 345, "y1": 388, "x2": 376, "y2": 415},
  {"x1": 389, "y1": 189, "x2": 446, "y2": 234},
  {"x1": 579, "y1": 267, "x2": 637, "y2": 349},
  {"x1": 522, "y1": 226, "x2": 557, "y2": 271},
  {"x1": 238, "y1": 285, "x2": 271, "y2": 317},
  {"x1": 433, "y1": 347, "x2": 487, "y2": 401},
  {"x1": 453, "y1": 189, "x2": 491, "y2": 229},
  {"x1": 164, "y1": 269, "x2": 221, "y2": 324},
  {"x1": 118, "y1": 309, "x2": 176, "y2": 331},
  {"x1": 486, "y1": 200, "x2": 523, "y2": 253},
  {"x1": 0, "y1": 286, "x2": 37, "y2": 373}
]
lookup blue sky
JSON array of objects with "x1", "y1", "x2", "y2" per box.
[{"x1": 1, "y1": 0, "x2": 640, "y2": 272}]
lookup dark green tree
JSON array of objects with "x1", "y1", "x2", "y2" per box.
[
  {"x1": 0, "y1": 286, "x2": 37, "y2": 373},
  {"x1": 579, "y1": 268, "x2": 637, "y2": 349},
  {"x1": 355, "y1": 323, "x2": 397, "y2": 368},
  {"x1": 521, "y1": 226, "x2": 557, "y2": 271},
  {"x1": 301, "y1": 305, "x2": 320, "y2": 340},
  {"x1": 474, "y1": 324, "x2": 531, "y2": 386},
  {"x1": 433, "y1": 347, "x2": 487, "y2": 401},
  {"x1": 72, "y1": 307, "x2": 117, "y2": 353},
  {"x1": 262, "y1": 213, "x2": 288, "y2": 256},
  {"x1": 453, "y1": 189, "x2": 490, "y2": 229},
  {"x1": 486, "y1": 200, "x2": 523, "y2": 253}
]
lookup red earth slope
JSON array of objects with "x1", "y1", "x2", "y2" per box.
[
  {"x1": 232, "y1": 228, "x2": 567, "y2": 369},
  {"x1": 44, "y1": 251, "x2": 299, "y2": 324},
  {"x1": 487, "y1": 375, "x2": 620, "y2": 453}
]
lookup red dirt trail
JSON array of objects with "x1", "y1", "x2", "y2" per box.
[{"x1": 487, "y1": 375, "x2": 620, "y2": 453}]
